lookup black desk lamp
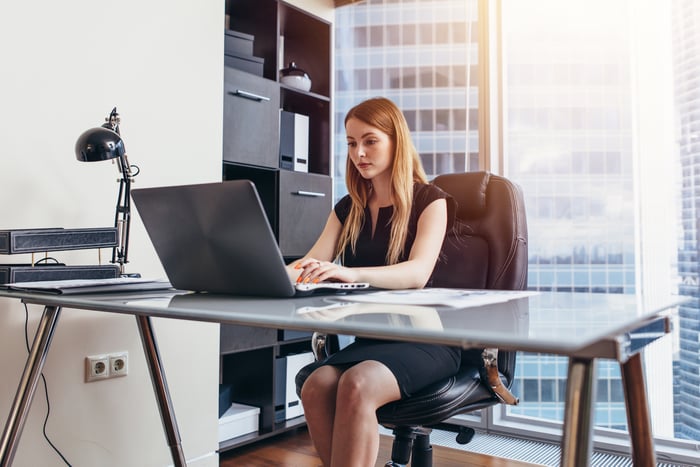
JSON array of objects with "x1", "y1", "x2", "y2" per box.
[{"x1": 75, "y1": 108, "x2": 139, "y2": 274}]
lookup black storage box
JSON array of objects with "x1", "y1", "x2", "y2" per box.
[
  {"x1": 224, "y1": 53, "x2": 264, "y2": 76},
  {"x1": 224, "y1": 29, "x2": 255, "y2": 57}
]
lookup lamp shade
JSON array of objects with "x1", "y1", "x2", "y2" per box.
[{"x1": 75, "y1": 127, "x2": 126, "y2": 162}]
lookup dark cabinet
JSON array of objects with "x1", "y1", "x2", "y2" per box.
[
  {"x1": 278, "y1": 171, "x2": 330, "y2": 258},
  {"x1": 223, "y1": 68, "x2": 280, "y2": 168},
  {"x1": 222, "y1": 163, "x2": 331, "y2": 260},
  {"x1": 220, "y1": 0, "x2": 332, "y2": 452}
]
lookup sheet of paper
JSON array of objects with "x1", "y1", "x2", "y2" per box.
[
  {"x1": 331, "y1": 288, "x2": 539, "y2": 308},
  {"x1": 1, "y1": 277, "x2": 172, "y2": 294}
]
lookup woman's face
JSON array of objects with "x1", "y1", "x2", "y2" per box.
[{"x1": 346, "y1": 117, "x2": 394, "y2": 181}]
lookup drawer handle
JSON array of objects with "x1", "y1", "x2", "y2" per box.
[
  {"x1": 294, "y1": 190, "x2": 326, "y2": 197},
  {"x1": 229, "y1": 89, "x2": 270, "y2": 102}
]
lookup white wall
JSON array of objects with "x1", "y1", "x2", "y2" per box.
[
  {"x1": 0, "y1": 1, "x2": 224, "y2": 466},
  {"x1": 0, "y1": 1, "x2": 335, "y2": 465}
]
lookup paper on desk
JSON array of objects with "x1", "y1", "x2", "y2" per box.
[
  {"x1": 1, "y1": 277, "x2": 173, "y2": 294},
  {"x1": 333, "y1": 288, "x2": 539, "y2": 308}
]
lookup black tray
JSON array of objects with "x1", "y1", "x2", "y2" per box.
[
  {"x1": 0, "y1": 227, "x2": 118, "y2": 254},
  {"x1": 0, "y1": 263, "x2": 120, "y2": 284}
]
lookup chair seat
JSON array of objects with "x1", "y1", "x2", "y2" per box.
[
  {"x1": 296, "y1": 361, "x2": 507, "y2": 428},
  {"x1": 377, "y1": 365, "x2": 504, "y2": 427}
]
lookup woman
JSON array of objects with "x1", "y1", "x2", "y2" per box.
[{"x1": 288, "y1": 97, "x2": 460, "y2": 467}]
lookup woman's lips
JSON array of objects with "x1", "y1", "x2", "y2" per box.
[{"x1": 357, "y1": 162, "x2": 371, "y2": 169}]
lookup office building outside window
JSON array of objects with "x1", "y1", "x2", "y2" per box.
[
  {"x1": 671, "y1": 0, "x2": 700, "y2": 442},
  {"x1": 501, "y1": 0, "x2": 637, "y2": 431},
  {"x1": 335, "y1": 0, "x2": 700, "y2": 460},
  {"x1": 334, "y1": 0, "x2": 480, "y2": 201}
]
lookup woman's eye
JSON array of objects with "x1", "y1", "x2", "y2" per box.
[
  {"x1": 366, "y1": 139, "x2": 378, "y2": 145},
  {"x1": 347, "y1": 141, "x2": 357, "y2": 148}
]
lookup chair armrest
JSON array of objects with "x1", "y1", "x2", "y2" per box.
[
  {"x1": 311, "y1": 332, "x2": 329, "y2": 361},
  {"x1": 480, "y1": 348, "x2": 519, "y2": 405}
]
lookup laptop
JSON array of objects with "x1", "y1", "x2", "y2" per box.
[{"x1": 131, "y1": 179, "x2": 370, "y2": 297}]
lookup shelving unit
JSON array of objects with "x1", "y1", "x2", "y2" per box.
[
  {"x1": 219, "y1": 328, "x2": 313, "y2": 451},
  {"x1": 219, "y1": 0, "x2": 333, "y2": 452},
  {"x1": 224, "y1": 0, "x2": 331, "y2": 177}
]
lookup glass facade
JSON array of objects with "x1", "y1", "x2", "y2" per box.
[
  {"x1": 672, "y1": 0, "x2": 700, "y2": 441},
  {"x1": 500, "y1": 0, "x2": 634, "y2": 430},
  {"x1": 334, "y1": 0, "x2": 700, "y2": 454},
  {"x1": 334, "y1": 0, "x2": 479, "y2": 201}
]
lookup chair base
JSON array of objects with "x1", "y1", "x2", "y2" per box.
[
  {"x1": 383, "y1": 424, "x2": 477, "y2": 467},
  {"x1": 384, "y1": 426, "x2": 433, "y2": 467}
]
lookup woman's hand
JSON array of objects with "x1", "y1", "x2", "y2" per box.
[{"x1": 293, "y1": 258, "x2": 359, "y2": 284}]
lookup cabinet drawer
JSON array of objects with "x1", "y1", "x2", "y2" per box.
[
  {"x1": 278, "y1": 171, "x2": 331, "y2": 258},
  {"x1": 223, "y1": 67, "x2": 280, "y2": 168},
  {"x1": 220, "y1": 324, "x2": 277, "y2": 354}
]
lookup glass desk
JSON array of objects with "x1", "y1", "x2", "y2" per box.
[{"x1": 0, "y1": 289, "x2": 688, "y2": 467}]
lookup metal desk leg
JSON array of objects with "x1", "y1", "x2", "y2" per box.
[
  {"x1": 621, "y1": 352, "x2": 656, "y2": 467},
  {"x1": 135, "y1": 315, "x2": 187, "y2": 467},
  {"x1": 561, "y1": 357, "x2": 596, "y2": 467},
  {"x1": 1, "y1": 305, "x2": 62, "y2": 467}
]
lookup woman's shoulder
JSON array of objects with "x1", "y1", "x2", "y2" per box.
[
  {"x1": 413, "y1": 182, "x2": 456, "y2": 225},
  {"x1": 333, "y1": 194, "x2": 353, "y2": 223},
  {"x1": 413, "y1": 182, "x2": 450, "y2": 206}
]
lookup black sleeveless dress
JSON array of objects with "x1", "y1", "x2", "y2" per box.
[{"x1": 315, "y1": 183, "x2": 462, "y2": 399}]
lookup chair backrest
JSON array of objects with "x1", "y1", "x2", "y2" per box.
[
  {"x1": 430, "y1": 171, "x2": 528, "y2": 385},
  {"x1": 430, "y1": 171, "x2": 528, "y2": 291}
]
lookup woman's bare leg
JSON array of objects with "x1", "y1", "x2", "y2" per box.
[
  {"x1": 330, "y1": 361, "x2": 401, "y2": 467},
  {"x1": 300, "y1": 365, "x2": 343, "y2": 466}
]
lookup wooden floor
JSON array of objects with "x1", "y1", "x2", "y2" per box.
[{"x1": 219, "y1": 427, "x2": 543, "y2": 467}]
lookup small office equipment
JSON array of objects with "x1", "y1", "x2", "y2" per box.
[
  {"x1": 0, "y1": 227, "x2": 118, "y2": 254},
  {"x1": 131, "y1": 180, "x2": 368, "y2": 297},
  {"x1": 0, "y1": 264, "x2": 120, "y2": 285},
  {"x1": 0, "y1": 227, "x2": 121, "y2": 283}
]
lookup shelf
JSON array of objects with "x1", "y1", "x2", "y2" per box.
[
  {"x1": 221, "y1": 0, "x2": 331, "y2": 453},
  {"x1": 280, "y1": 83, "x2": 330, "y2": 102},
  {"x1": 218, "y1": 416, "x2": 306, "y2": 452}
]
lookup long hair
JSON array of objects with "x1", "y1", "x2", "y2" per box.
[{"x1": 335, "y1": 97, "x2": 428, "y2": 265}]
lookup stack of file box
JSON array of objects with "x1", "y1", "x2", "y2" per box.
[{"x1": 0, "y1": 227, "x2": 121, "y2": 283}]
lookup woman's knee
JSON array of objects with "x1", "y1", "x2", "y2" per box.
[
  {"x1": 336, "y1": 363, "x2": 400, "y2": 408},
  {"x1": 336, "y1": 367, "x2": 376, "y2": 404},
  {"x1": 300, "y1": 366, "x2": 340, "y2": 405}
]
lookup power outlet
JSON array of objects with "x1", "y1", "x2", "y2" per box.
[
  {"x1": 85, "y1": 355, "x2": 110, "y2": 382},
  {"x1": 85, "y1": 351, "x2": 129, "y2": 382},
  {"x1": 109, "y1": 352, "x2": 128, "y2": 377}
]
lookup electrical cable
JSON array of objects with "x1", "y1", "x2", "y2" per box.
[
  {"x1": 23, "y1": 303, "x2": 72, "y2": 467},
  {"x1": 32, "y1": 257, "x2": 61, "y2": 266}
]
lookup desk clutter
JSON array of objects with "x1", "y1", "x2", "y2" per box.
[{"x1": 0, "y1": 227, "x2": 121, "y2": 284}]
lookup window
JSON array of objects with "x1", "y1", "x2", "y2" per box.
[
  {"x1": 334, "y1": 0, "x2": 700, "y2": 462},
  {"x1": 334, "y1": 0, "x2": 480, "y2": 199}
]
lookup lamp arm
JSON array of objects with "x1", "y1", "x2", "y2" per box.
[{"x1": 112, "y1": 154, "x2": 133, "y2": 273}]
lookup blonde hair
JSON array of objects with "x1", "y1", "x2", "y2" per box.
[{"x1": 335, "y1": 97, "x2": 428, "y2": 265}]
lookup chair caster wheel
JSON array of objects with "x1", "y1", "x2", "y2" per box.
[{"x1": 456, "y1": 426, "x2": 475, "y2": 444}]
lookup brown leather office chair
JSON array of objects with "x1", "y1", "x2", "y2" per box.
[{"x1": 295, "y1": 171, "x2": 528, "y2": 467}]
